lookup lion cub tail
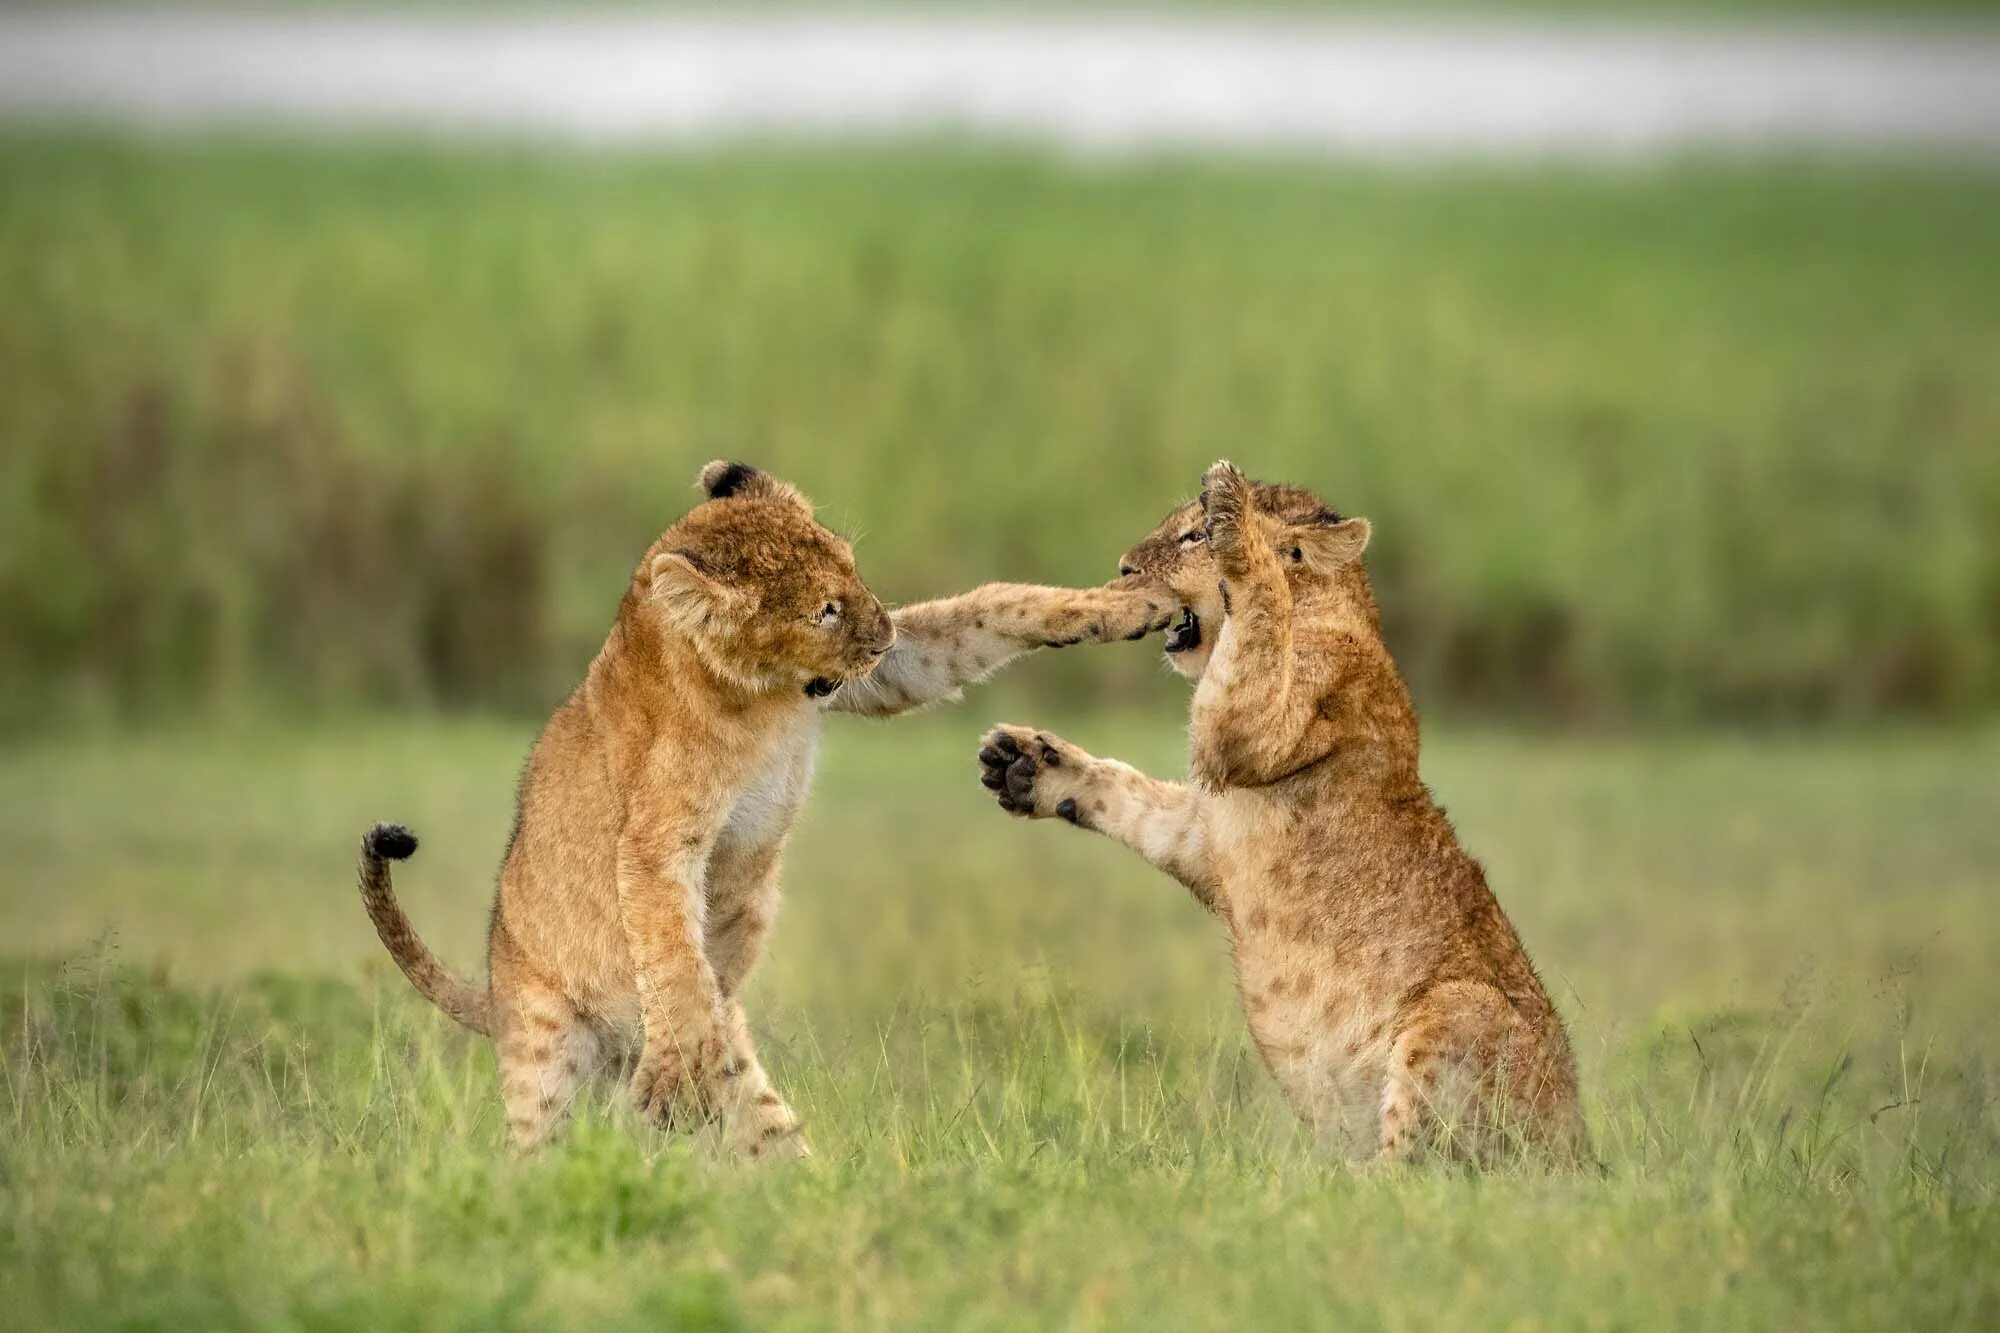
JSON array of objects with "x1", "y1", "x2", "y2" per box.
[{"x1": 356, "y1": 823, "x2": 494, "y2": 1037}]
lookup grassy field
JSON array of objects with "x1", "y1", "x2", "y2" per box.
[
  {"x1": 4, "y1": 130, "x2": 1998, "y2": 1323},
  {"x1": 4, "y1": 139, "x2": 1998, "y2": 729},
  {"x1": 3, "y1": 709, "x2": 1996, "y2": 1329}
]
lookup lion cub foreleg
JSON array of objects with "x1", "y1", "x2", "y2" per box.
[
  {"x1": 716, "y1": 999, "x2": 807, "y2": 1159},
  {"x1": 828, "y1": 581, "x2": 1174, "y2": 718},
  {"x1": 976, "y1": 725, "x2": 1221, "y2": 913},
  {"x1": 704, "y1": 843, "x2": 809, "y2": 1159},
  {"x1": 1192, "y1": 462, "x2": 1338, "y2": 787},
  {"x1": 616, "y1": 822, "x2": 732, "y2": 1133}
]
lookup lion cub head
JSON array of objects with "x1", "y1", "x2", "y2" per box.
[
  {"x1": 1115, "y1": 476, "x2": 1372, "y2": 682},
  {"x1": 646, "y1": 461, "x2": 895, "y2": 698}
]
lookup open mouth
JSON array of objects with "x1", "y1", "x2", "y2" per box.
[
  {"x1": 804, "y1": 676, "x2": 841, "y2": 698},
  {"x1": 1164, "y1": 608, "x2": 1203, "y2": 654}
]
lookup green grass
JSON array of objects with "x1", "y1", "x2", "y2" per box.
[
  {"x1": 4, "y1": 138, "x2": 1999, "y2": 729},
  {"x1": 4, "y1": 714, "x2": 1997, "y2": 1328}
]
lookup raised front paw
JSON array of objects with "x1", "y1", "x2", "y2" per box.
[
  {"x1": 630, "y1": 1038, "x2": 726, "y2": 1132},
  {"x1": 977, "y1": 725, "x2": 1087, "y2": 824},
  {"x1": 1200, "y1": 459, "x2": 1253, "y2": 569},
  {"x1": 1094, "y1": 580, "x2": 1178, "y2": 644}
]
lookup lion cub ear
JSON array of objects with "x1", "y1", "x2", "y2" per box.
[
  {"x1": 1287, "y1": 516, "x2": 1372, "y2": 571},
  {"x1": 649, "y1": 550, "x2": 743, "y2": 634},
  {"x1": 695, "y1": 459, "x2": 815, "y2": 517}
]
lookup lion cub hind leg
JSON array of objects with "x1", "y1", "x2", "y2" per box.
[
  {"x1": 1377, "y1": 982, "x2": 1568, "y2": 1166},
  {"x1": 493, "y1": 974, "x2": 604, "y2": 1152}
]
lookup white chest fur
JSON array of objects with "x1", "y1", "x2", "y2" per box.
[{"x1": 720, "y1": 711, "x2": 821, "y2": 854}]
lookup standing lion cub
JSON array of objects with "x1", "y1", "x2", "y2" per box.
[
  {"x1": 358, "y1": 461, "x2": 1172, "y2": 1155},
  {"x1": 978, "y1": 462, "x2": 1586, "y2": 1164}
]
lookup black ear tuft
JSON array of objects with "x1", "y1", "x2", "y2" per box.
[
  {"x1": 703, "y1": 461, "x2": 759, "y2": 499},
  {"x1": 694, "y1": 458, "x2": 815, "y2": 515},
  {"x1": 364, "y1": 822, "x2": 419, "y2": 861}
]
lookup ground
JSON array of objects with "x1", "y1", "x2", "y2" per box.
[{"x1": 3, "y1": 713, "x2": 1995, "y2": 1329}]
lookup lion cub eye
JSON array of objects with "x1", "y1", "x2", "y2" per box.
[{"x1": 814, "y1": 601, "x2": 842, "y2": 627}]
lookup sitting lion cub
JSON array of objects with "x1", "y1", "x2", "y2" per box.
[
  {"x1": 357, "y1": 461, "x2": 1172, "y2": 1155},
  {"x1": 978, "y1": 462, "x2": 1586, "y2": 1164}
]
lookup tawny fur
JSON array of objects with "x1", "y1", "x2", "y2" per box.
[
  {"x1": 356, "y1": 461, "x2": 1174, "y2": 1156},
  {"x1": 978, "y1": 462, "x2": 1587, "y2": 1165}
]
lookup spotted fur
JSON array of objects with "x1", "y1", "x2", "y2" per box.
[
  {"x1": 355, "y1": 461, "x2": 1175, "y2": 1155},
  {"x1": 979, "y1": 462, "x2": 1588, "y2": 1165}
]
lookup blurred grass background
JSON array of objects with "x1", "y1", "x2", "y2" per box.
[
  {"x1": 4, "y1": 139, "x2": 1997, "y2": 733},
  {"x1": 9, "y1": 715, "x2": 1997, "y2": 1042}
]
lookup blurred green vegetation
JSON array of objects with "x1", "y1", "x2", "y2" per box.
[
  {"x1": 3, "y1": 718, "x2": 1996, "y2": 1327},
  {"x1": 3, "y1": 138, "x2": 1998, "y2": 731}
]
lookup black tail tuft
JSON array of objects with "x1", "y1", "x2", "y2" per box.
[
  {"x1": 364, "y1": 823, "x2": 419, "y2": 861},
  {"x1": 701, "y1": 460, "x2": 759, "y2": 499}
]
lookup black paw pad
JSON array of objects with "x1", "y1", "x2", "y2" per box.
[
  {"x1": 1055, "y1": 798, "x2": 1080, "y2": 825},
  {"x1": 979, "y1": 737, "x2": 1016, "y2": 795},
  {"x1": 1003, "y1": 755, "x2": 1039, "y2": 807}
]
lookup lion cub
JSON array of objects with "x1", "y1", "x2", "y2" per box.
[
  {"x1": 978, "y1": 462, "x2": 1586, "y2": 1164},
  {"x1": 358, "y1": 461, "x2": 1173, "y2": 1155}
]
